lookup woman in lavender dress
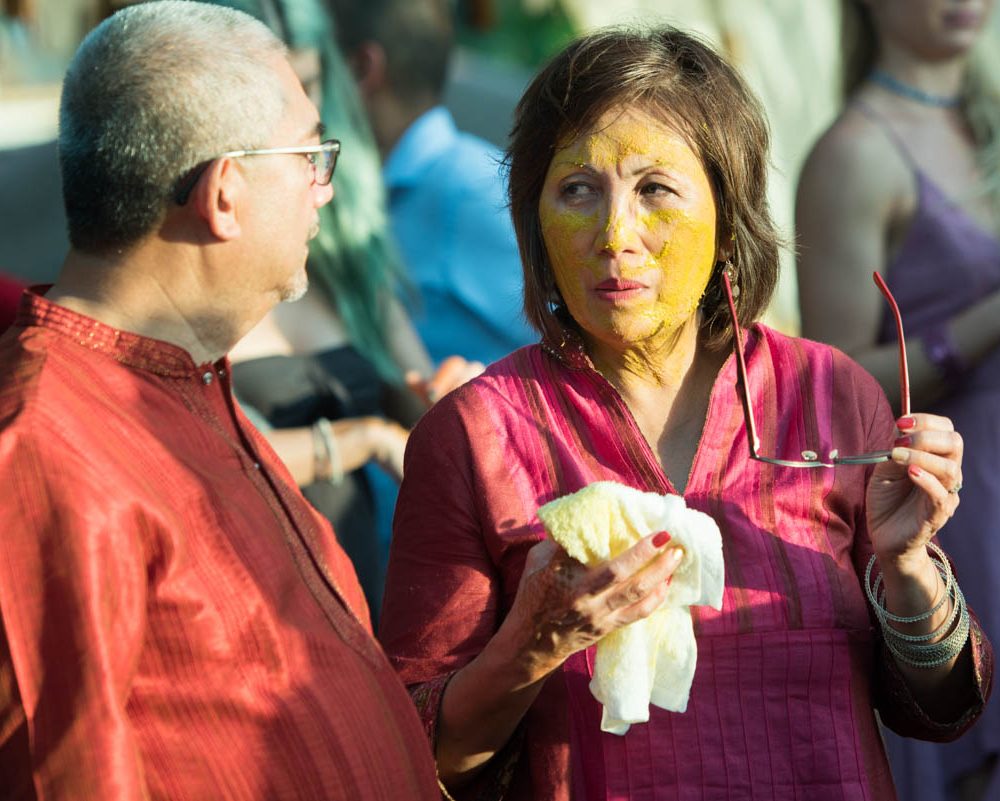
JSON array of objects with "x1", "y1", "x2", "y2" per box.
[{"x1": 797, "y1": 2, "x2": 1000, "y2": 798}]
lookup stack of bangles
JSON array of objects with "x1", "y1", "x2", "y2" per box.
[
  {"x1": 311, "y1": 418, "x2": 344, "y2": 485},
  {"x1": 864, "y1": 542, "x2": 970, "y2": 668}
]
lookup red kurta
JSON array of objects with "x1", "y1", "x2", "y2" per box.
[
  {"x1": 380, "y1": 326, "x2": 993, "y2": 801},
  {"x1": 0, "y1": 290, "x2": 440, "y2": 801},
  {"x1": 0, "y1": 273, "x2": 24, "y2": 334}
]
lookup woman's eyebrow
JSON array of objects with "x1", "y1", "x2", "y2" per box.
[{"x1": 629, "y1": 162, "x2": 681, "y2": 176}]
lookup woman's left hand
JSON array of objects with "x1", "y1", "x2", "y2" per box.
[{"x1": 866, "y1": 413, "x2": 963, "y2": 566}]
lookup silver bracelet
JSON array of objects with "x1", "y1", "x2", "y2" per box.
[
  {"x1": 864, "y1": 544, "x2": 970, "y2": 668},
  {"x1": 867, "y1": 555, "x2": 959, "y2": 642},
  {"x1": 882, "y1": 589, "x2": 970, "y2": 668},
  {"x1": 314, "y1": 418, "x2": 344, "y2": 485},
  {"x1": 311, "y1": 421, "x2": 330, "y2": 481},
  {"x1": 864, "y1": 542, "x2": 953, "y2": 624}
]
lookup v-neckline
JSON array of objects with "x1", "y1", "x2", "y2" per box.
[{"x1": 585, "y1": 334, "x2": 741, "y2": 497}]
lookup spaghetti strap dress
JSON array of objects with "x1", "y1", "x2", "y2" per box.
[{"x1": 857, "y1": 100, "x2": 1000, "y2": 801}]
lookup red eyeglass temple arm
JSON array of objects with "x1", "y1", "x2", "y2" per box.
[
  {"x1": 724, "y1": 269, "x2": 910, "y2": 453},
  {"x1": 722, "y1": 269, "x2": 762, "y2": 454},
  {"x1": 872, "y1": 271, "x2": 911, "y2": 419}
]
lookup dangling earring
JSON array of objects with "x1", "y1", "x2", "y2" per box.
[
  {"x1": 725, "y1": 259, "x2": 740, "y2": 300},
  {"x1": 546, "y1": 281, "x2": 570, "y2": 350}
]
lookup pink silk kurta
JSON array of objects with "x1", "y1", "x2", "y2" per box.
[
  {"x1": 0, "y1": 291, "x2": 441, "y2": 801},
  {"x1": 380, "y1": 325, "x2": 993, "y2": 801}
]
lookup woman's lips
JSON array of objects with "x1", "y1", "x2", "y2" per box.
[
  {"x1": 943, "y1": 8, "x2": 983, "y2": 29},
  {"x1": 594, "y1": 278, "x2": 647, "y2": 302},
  {"x1": 596, "y1": 278, "x2": 646, "y2": 291}
]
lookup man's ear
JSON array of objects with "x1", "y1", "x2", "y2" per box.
[
  {"x1": 192, "y1": 157, "x2": 243, "y2": 241},
  {"x1": 350, "y1": 40, "x2": 388, "y2": 96}
]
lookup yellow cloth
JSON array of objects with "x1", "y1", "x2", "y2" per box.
[{"x1": 537, "y1": 481, "x2": 724, "y2": 734}]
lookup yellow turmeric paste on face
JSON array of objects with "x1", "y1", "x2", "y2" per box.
[{"x1": 538, "y1": 108, "x2": 717, "y2": 364}]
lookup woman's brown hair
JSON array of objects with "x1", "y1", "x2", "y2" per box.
[{"x1": 505, "y1": 26, "x2": 781, "y2": 350}]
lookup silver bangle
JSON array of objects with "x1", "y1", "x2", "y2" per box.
[
  {"x1": 315, "y1": 418, "x2": 344, "y2": 485},
  {"x1": 864, "y1": 544, "x2": 970, "y2": 668},
  {"x1": 866, "y1": 554, "x2": 958, "y2": 640},
  {"x1": 311, "y1": 421, "x2": 330, "y2": 482},
  {"x1": 864, "y1": 542, "x2": 953, "y2": 623},
  {"x1": 883, "y1": 590, "x2": 970, "y2": 668}
]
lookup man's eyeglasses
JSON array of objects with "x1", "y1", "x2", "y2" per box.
[
  {"x1": 173, "y1": 138, "x2": 340, "y2": 205},
  {"x1": 724, "y1": 269, "x2": 910, "y2": 468}
]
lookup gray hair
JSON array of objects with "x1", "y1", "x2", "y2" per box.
[{"x1": 58, "y1": 0, "x2": 288, "y2": 255}]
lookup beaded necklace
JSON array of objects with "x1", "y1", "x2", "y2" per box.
[{"x1": 869, "y1": 68, "x2": 961, "y2": 108}]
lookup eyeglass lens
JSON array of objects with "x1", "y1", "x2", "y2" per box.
[{"x1": 313, "y1": 141, "x2": 338, "y2": 185}]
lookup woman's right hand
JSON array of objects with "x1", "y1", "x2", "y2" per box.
[
  {"x1": 498, "y1": 531, "x2": 684, "y2": 680},
  {"x1": 406, "y1": 355, "x2": 486, "y2": 407},
  {"x1": 436, "y1": 530, "x2": 685, "y2": 787}
]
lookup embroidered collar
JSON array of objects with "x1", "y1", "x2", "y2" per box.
[{"x1": 17, "y1": 287, "x2": 225, "y2": 378}]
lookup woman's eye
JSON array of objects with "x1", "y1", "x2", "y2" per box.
[
  {"x1": 640, "y1": 181, "x2": 673, "y2": 197},
  {"x1": 561, "y1": 181, "x2": 597, "y2": 200}
]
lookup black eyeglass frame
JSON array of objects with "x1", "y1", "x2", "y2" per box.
[
  {"x1": 172, "y1": 138, "x2": 340, "y2": 206},
  {"x1": 724, "y1": 269, "x2": 910, "y2": 469}
]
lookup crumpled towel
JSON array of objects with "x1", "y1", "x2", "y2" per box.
[{"x1": 537, "y1": 481, "x2": 724, "y2": 735}]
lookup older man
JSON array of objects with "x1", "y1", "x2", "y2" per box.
[{"x1": 0, "y1": 3, "x2": 439, "y2": 799}]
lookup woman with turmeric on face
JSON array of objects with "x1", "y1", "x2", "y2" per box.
[
  {"x1": 379, "y1": 27, "x2": 992, "y2": 801},
  {"x1": 540, "y1": 110, "x2": 718, "y2": 371}
]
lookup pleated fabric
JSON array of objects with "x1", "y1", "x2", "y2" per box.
[
  {"x1": 381, "y1": 325, "x2": 992, "y2": 801},
  {"x1": 0, "y1": 290, "x2": 440, "y2": 801}
]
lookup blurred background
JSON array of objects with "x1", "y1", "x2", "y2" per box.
[{"x1": 2, "y1": 0, "x2": 998, "y2": 335}]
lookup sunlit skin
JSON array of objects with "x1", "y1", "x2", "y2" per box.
[
  {"x1": 539, "y1": 108, "x2": 719, "y2": 385},
  {"x1": 871, "y1": 0, "x2": 993, "y2": 63},
  {"x1": 244, "y1": 56, "x2": 331, "y2": 306}
]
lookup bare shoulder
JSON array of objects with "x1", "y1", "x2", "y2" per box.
[
  {"x1": 798, "y1": 105, "x2": 910, "y2": 214},
  {"x1": 795, "y1": 104, "x2": 916, "y2": 347}
]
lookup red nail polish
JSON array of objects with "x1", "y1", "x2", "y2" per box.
[
  {"x1": 897, "y1": 416, "x2": 916, "y2": 431},
  {"x1": 908, "y1": 464, "x2": 923, "y2": 478},
  {"x1": 894, "y1": 436, "x2": 911, "y2": 447},
  {"x1": 652, "y1": 531, "x2": 671, "y2": 548}
]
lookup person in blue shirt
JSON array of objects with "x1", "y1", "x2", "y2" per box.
[{"x1": 330, "y1": 0, "x2": 535, "y2": 367}]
